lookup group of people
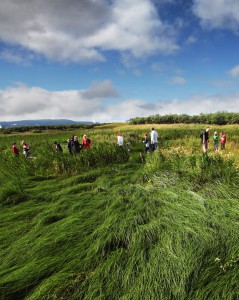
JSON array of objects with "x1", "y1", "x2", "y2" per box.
[
  {"x1": 116, "y1": 128, "x2": 159, "y2": 153},
  {"x1": 12, "y1": 127, "x2": 228, "y2": 157},
  {"x1": 12, "y1": 141, "x2": 30, "y2": 157},
  {"x1": 59, "y1": 134, "x2": 92, "y2": 155},
  {"x1": 66, "y1": 134, "x2": 92, "y2": 154},
  {"x1": 12, "y1": 134, "x2": 92, "y2": 157},
  {"x1": 201, "y1": 128, "x2": 227, "y2": 153},
  {"x1": 143, "y1": 127, "x2": 159, "y2": 152}
]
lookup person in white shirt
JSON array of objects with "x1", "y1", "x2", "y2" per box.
[
  {"x1": 117, "y1": 134, "x2": 124, "y2": 146},
  {"x1": 150, "y1": 127, "x2": 158, "y2": 150},
  {"x1": 21, "y1": 140, "x2": 30, "y2": 158}
]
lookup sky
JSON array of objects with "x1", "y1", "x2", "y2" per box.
[{"x1": 0, "y1": 0, "x2": 239, "y2": 123}]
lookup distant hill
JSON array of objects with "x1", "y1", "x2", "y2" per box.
[{"x1": 0, "y1": 119, "x2": 95, "y2": 128}]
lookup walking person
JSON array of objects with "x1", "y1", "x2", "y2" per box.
[{"x1": 150, "y1": 127, "x2": 158, "y2": 150}]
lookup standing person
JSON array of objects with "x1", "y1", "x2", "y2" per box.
[
  {"x1": 143, "y1": 134, "x2": 150, "y2": 152},
  {"x1": 220, "y1": 131, "x2": 227, "y2": 150},
  {"x1": 73, "y1": 136, "x2": 82, "y2": 154},
  {"x1": 82, "y1": 134, "x2": 92, "y2": 150},
  {"x1": 150, "y1": 127, "x2": 158, "y2": 150},
  {"x1": 67, "y1": 136, "x2": 75, "y2": 154},
  {"x1": 22, "y1": 141, "x2": 30, "y2": 158},
  {"x1": 53, "y1": 141, "x2": 63, "y2": 152},
  {"x1": 12, "y1": 142, "x2": 19, "y2": 156},
  {"x1": 213, "y1": 131, "x2": 219, "y2": 152},
  {"x1": 202, "y1": 128, "x2": 210, "y2": 153},
  {"x1": 117, "y1": 133, "x2": 124, "y2": 147}
]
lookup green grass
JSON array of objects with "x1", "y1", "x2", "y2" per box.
[{"x1": 0, "y1": 124, "x2": 239, "y2": 299}]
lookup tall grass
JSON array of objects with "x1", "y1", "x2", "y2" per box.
[{"x1": 0, "y1": 124, "x2": 239, "y2": 299}]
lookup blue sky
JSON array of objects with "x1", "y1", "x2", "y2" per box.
[{"x1": 0, "y1": 0, "x2": 239, "y2": 122}]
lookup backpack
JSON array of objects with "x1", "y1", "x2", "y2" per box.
[{"x1": 200, "y1": 131, "x2": 204, "y2": 139}]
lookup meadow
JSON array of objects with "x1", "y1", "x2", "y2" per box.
[{"x1": 0, "y1": 123, "x2": 239, "y2": 300}]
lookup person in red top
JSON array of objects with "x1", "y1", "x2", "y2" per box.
[
  {"x1": 220, "y1": 132, "x2": 226, "y2": 150},
  {"x1": 12, "y1": 142, "x2": 19, "y2": 156},
  {"x1": 82, "y1": 134, "x2": 92, "y2": 150}
]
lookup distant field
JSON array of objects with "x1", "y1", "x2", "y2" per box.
[{"x1": 0, "y1": 123, "x2": 239, "y2": 300}]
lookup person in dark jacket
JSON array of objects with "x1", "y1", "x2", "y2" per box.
[
  {"x1": 143, "y1": 134, "x2": 150, "y2": 152},
  {"x1": 202, "y1": 128, "x2": 210, "y2": 153},
  {"x1": 54, "y1": 141, "x2": 63, "y2": 152},
  {"x1": 67, "y1": 136, "x2": 75, "y2": 154},
  {"x1": 73, "y1": 136, "x2": 82, "y2": 154}
]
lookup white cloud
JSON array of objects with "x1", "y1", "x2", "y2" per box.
[
  {"x1": 0, "y1": 81, "x2": 118, "y2": 121},
  {"x1": 1, "y1": 83, "x2": 239, "y2": 122},
  {"x1": 209, "y1": 80, "x2": 233, "y2": 88},
  {"x1": 185, "y1": 35, "x2": 197, "y2": 45},
  {"x1": 0, "y1": 0, "x2": 179, "y2": 63},
  {"x1": 192, "y1": 0, "x2": 239, "y2": 31},
  {"x1": 88, "y1": 94, "x2": 239, "y2": 121},
  {"x1": 169, "y1": 76, "x2": 187, "y2": 84},
  {"x1": 0, "y1": 49, "x2": 36, "y2": 65},
  {"x1": 157, "y1": 94, "x2": 239, "y2": 115},
  {"x1": 228, "y1": 65, "x2": 239, "y2": 77}
]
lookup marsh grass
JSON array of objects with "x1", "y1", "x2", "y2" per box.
[{"x1": 0, "y1": 124, "x2": 239, "y2": 299}]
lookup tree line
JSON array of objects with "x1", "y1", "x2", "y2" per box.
[
  {"x1": 128, "y1": 112, "x2": 239, "y2": 125},
  {"x1": 0, "y1": 123, "x2": 97, "y2": 134}
]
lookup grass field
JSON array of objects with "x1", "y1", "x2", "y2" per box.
[{"x1": 0, "y1": 123, "x2": 239, "y2": 300}]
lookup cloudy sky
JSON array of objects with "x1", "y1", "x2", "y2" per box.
[{"x1": 0, "y1": 0, "x2": 239, "y2": 122}]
